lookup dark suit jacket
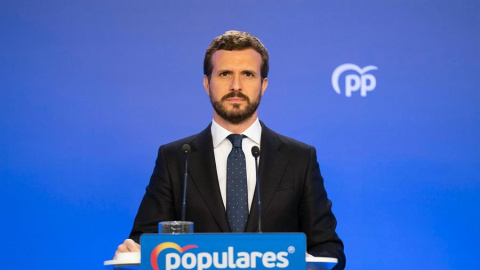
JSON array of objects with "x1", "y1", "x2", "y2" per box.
[{"x1": 129, "y1": 122, "x2": 345, "y2": 269}]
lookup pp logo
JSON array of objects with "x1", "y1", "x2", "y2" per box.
[{"x1": 331, "y1": 63, "x2": 378, "y2": 97}]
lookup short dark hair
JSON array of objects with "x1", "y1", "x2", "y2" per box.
[{"x1": 203, "y1": 30, "x2": 269, "y2": 80}]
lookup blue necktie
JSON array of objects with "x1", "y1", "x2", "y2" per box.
[{"x1": 226, "y1": 134, "x2": 248, "y2": 232}]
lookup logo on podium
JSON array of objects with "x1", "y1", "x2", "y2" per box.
[{"x1": 141, "y1": 233, "x2": 306, "y2": 270}]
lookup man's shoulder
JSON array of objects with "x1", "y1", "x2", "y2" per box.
[
  {"x1": 275, "y1": 131, "x2": 313, "y2": 148},
  {"x1": 261, "y1": 123, "x2": 315, "y2": 153},
  {"x1": 162, "y1": 134, "x2": 198, "y2": 149},
  {"x1": 159, "y1": 124, "x2": 211, "y2": 153}
]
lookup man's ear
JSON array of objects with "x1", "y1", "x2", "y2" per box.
[
  {"x1": 203, "y1": 75, "x2": 210, "y2": 95},
  {"x1": 261, "y1": 77, "x2": 268, "y2": 96}
]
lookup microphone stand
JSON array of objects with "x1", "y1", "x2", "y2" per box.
[
  {"x1": 251, "y1": 146, "x2": 261, "y2": 232},
  {"x1": 181, "y1": 144, "x2": 191, "y2": 221}
]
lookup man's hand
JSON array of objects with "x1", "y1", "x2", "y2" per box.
[{"x1": 114, "y1": 239, "x2": 140, "y2": 259}]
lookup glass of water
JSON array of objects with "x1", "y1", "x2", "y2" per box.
[{"x1": 159, "y1": 221, "x2": 193, "y2": 234}]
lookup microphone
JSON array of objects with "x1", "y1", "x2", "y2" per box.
[
  {"x1": 251, "y1": 146, "x2": 262, "y2": 232},
  {"x1": 181, "y1": 144, "x2": 191, "y2": 221}
]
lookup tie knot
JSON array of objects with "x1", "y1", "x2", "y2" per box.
[{"x1": 227, "y1": 134, "x2": 245, "y2": 148}]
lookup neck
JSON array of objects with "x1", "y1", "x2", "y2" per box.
[{"x1": 213, "y1": 112, "x2": 257, "y2": 134}]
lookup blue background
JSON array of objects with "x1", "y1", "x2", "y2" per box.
[{"x1": 1, "y1": 0, "x2": 479, "y2": 269}]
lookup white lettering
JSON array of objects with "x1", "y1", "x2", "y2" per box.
[
  {"x1": 213, "y1": 252, "x2": 228, "y2": 268},
  {"x1": 165, "y1": 253, "x2": 181, "y2": 270},
  {"x1": 236, "y1": 252, "x2": 249, "y2": 268},
  {"x1": 361, "y1": 73, "x2": 376, "y2": 97},
  {"x1": 345, "y1": 74, "x2": 361, "y2": 97},
  {"x1": 262, "y1": 252, "x2": 276, "y2": 268},
  {"x1": 182, "y1": 253, "x2": 196, "y2": 269},
  {"x1": 228, "y1": 247, "x2": 237, "y2": 268},
  {"x1": 250, "y1": 251, "x2": 262, "y2": 268},
  {"x1": 197, "y1": 252, "x2": 212, "y2": 270},
  {"x1": 161, "y1": 247, "x2": 291, "y2": 270},
  {"x1": 276, "y1": 252, "x2": 289, "y2": 267}
]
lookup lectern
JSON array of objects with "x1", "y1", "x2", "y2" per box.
[{"x1": 105, "y1": 233, "x2": 337, "y2": 270}]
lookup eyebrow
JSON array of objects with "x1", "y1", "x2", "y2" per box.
[
  {"x1": 216, "y1": 69, "x2": 258, "y2": 75},
  {"x1": 241, "y1": 70, "x2": 258, "y2": 76},
  {"x1": 216, "y1": 69, "x2": 232, "y2": 74}
]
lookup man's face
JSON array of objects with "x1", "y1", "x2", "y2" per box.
[{"x1": 204, "y1": 49, "x2": 268, "y2": 125}]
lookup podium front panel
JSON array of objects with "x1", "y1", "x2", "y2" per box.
[{"x1": 140, "y1": 233, "x2": 306, "y2": 270}]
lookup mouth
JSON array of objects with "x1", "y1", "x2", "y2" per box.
[
  {"x1": 226, "y1": 97, "x2": 245, "y2": 103},
  {"x1": 221, "y1": 92, "x2": 250, "y2": 104}
]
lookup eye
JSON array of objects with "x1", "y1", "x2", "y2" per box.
[
  {"x1": 244, "y1": 72, "x2": 253, "y2": 77},
  {"x1": 219, "y1": 71, "x2": 230, "y2": 77}
]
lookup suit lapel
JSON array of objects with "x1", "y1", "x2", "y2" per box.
[
  {"x1": 245, "y1": 123, "x2": 288, "y2": 232},
  {"x1": 189, "y1": 125, "x2": 230, "y2": 232}
]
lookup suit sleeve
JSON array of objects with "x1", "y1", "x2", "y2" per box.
[
  {"x1": 129, "y1": 146, "x2": 176, "y2": 243},
  {"x1": 301, "y1": 146, "x2": 346, "y2": 270}
]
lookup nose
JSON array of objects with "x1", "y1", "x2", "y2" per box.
[{"x1": 230, "y1": 74, "x2": 241, "y2": 91}]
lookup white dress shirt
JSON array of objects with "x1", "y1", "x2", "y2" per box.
[{"x1": 211, "y1": 118, "x2": 262, "y2": 212}]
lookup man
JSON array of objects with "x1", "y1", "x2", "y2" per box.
[{"x1": 116, "y1": 30, "x2": 345, "y2": 269}]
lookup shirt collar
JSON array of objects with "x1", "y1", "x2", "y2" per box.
[{"x1": 211, "y1": 118, "x2": 262, "y2": 148}]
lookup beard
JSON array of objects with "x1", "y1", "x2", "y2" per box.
[{"x1": 210, "y1": 91, "x2": 262, "y2": 124}]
